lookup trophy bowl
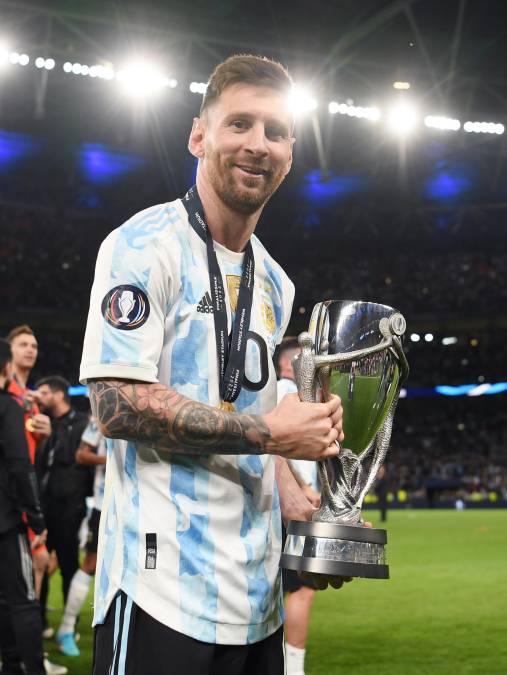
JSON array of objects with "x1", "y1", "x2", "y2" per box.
[{"x1": 280, "y1": 300, "x2": 409, "y2": 579}]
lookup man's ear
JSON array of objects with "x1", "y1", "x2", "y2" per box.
[{"x1": 188, "y1": 117, "x2": 205, "y2": 159}]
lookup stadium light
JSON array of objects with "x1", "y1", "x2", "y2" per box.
[
  {"x1": 116, "y1": 61, "x2": 176, "y2": 97},
  {"x1": 442, "y1": 336, "x2": 458, "y2": 345},
  {"x1": 463, "y1": 120, "x2": 504, "y2": 135},
  {"x1": 289, "y1": 86, "x2": 318, "y2": 115},
  {"x1": 387, "y1": 102, "x2": 417, "y2": 134},
  {"x1": 328, "y1": 100, "x2": 380, "y2": 121},
  {"x1": 424, "y1": 115, "x2": 460, "y2": 131},
  {"x1": 410, "y1": 333, "x2": 420, "y2": 342},
  {"x1": 190, "y1": 81, "x2": 207, "y2": 94},
  {"x1": 9, "y1": 52, "x2": 29, "y2": 66},
  {"x1": 425, "y1": 333, "x2": 434, "y2": 342},
  {"x1": 393, "y1": 81, "x2": 410, "y2": 90}
]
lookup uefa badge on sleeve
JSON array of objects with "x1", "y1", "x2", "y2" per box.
[{"x1": 101, "y1": 284, "x2": 150, "y2": 330}]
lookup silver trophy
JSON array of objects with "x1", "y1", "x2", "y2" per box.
[{"x1": 280, "y1": 300, "x2": 409, "y2": 579}]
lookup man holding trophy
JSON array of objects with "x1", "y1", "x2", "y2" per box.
[{"x1": 81, "y1": 54, "x2": 350, "y2": 675}]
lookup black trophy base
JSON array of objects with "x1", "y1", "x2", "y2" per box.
[{"x1": 280, "y1": 519, "x2": 389, "y2": 580}]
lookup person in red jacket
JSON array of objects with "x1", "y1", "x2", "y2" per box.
[{"x1": 7, "y1": 325, "x2": 52, "y2": 603}]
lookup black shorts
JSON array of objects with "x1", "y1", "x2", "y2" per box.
[
  {"x1": 93, "y1": 591, "x2": 284, "y2": 675},
  {"x1": 85, "y1": 508, "x2": 101, "y2": 554}
]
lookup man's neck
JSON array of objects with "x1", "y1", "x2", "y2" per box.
[
  {"x1": 196, "y1": 177, "x2": 261, "y2": 253},
  {"x1": 13, "y1": 365, "x2": 30, "y2": 388},
  {"x1": 53, "y1": 403, "x2": 71, "y2": 419}
]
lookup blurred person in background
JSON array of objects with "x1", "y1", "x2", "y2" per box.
[
  {"x1": 35, "y1": 376, "x2": 89, "y2": 637},
  {"x1": 7, "y1": 325, "x2": 52, "y2": 603},
  {"x1": 56, "y1": 418, "x2": 107, "y2": 657},
  {"x1": 0, "y1": 338, "x2": 67, "y2": 675},
  {"x1": 276, "y1": 337, "x2": 320, "y2": 675}
]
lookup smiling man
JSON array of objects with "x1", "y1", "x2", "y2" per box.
[{"x1": 80, "y1": 54, "x2": 345, "y2": 675}]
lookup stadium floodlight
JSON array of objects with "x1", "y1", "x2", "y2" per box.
[
  {"x1": 442, "y1": 336, "x2": 458, "y2": 345},
  {"x1": 424, "y1": 333, "x2": 434, "y2": 342},
  {"x1": 189, "y1": 81, "x2": 207, "y2": 94},
  {"x1": 328, "y1": 100, "x2": 380, "y2": 121},
  {"x1": 464, "y1": 120, "x2": 504, "y2": 135},
  {"x1": 393, "y1": 81, "x2": 410, "y2": 90},
  {"x1": 116, "y1": 61, "x2": 174, "y2": 97},
  {"x1": 72, "y1": 62, "x2": 82, "y2": 75},
  {"x1": 424, "y1": 115, "x2": 460, "y2": 131},
  {"x1": 35, "y1": 56, "x2": 45, "y2": 69},
  {"x1": 387, "y1": 102, "x2": 417, "y2": 134},
  {"x1": 410, "y1": 333, "x2": 420, "y2": 342},
  {"x1": 63, "y1": 61, "x2": 72, "y2": 73},
  {"x1": 44, "y1": 58, "x2": 55, "y2": 70},
  {"x1": 289, "y1": 86, "x2": 318, "y2": 115}
]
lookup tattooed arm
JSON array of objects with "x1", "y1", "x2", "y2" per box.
[
  {"x1": 88, "y1": 380, "x2": 343, "y2": 459},
  {"x1": 88, "y1": 379, "x2": 270, "y2": 455}
]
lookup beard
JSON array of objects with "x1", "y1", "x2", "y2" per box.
[{"x1": 206, "y1": 154, "x2": 286, "y2": 215}]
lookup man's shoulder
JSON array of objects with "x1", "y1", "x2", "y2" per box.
[
  {"x1": 251, "y1": 234, "x2": 293, "y2": 290},
  {"x1": 107, "y1": 199, "x2": 189, "y2": 250},
  {"x1": 0, "y1": 389, "x2": 22, "y2": 419}
]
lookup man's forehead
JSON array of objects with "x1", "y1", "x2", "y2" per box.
[
  {"x1": 14, "y1": 333, "x2": 37, "y2": 345},
  {"x1": 209, "y1": 83, "x2": 292, "y2": 121}
]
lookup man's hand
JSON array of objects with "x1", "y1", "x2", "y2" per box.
[
  {"x1": 263, "y1": 393, "x2": 344, "y2": 460},
  {"x1": 30, "y1": 413, "x2": 52, "y2": 438},
  {"x1": 302, "y1": 484, "x2": 321, "y2": 508},
  {"x1": 31, "y1": 529, "x2": 47, "y2": 551},
  {"x1": 276, "y1": 457, "x2": 316, "y2": 525},
  {"x1": 301, "y1": 521, "x2": 374, "y2": 590}
]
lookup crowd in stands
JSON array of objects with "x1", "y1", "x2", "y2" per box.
[{"x1": 1, "y1": 188, "x2": 506, "y2": 507}]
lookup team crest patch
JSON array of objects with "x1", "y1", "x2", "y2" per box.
[
  {"x1": 101, "y1": 284, "x2": 150, "y2": 330},
  {"x1": 262, "y1": 301, "x2": 276, "y2": 332},
  {"x1": 226, "y1": 274, "x2": 241, "y2": 312}
]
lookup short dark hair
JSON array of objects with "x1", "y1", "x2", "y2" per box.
[
  {"x1": 36, "y1": 375, "x2": 70, "y2": 403},
  {"x1": 274, "y1": 336, "x2": 300, "y2": 376},
  {"x1": 0, "y1": 338, "x2": 12, "y2": 372},
  {"x1": 7, "y1": 324, "x2": 35, "y2": 343},
  {"x1": 200, "y1": 54, "x2": 293, "y2": 116}
]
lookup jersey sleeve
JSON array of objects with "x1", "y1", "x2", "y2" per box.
[
  {"x1": 81, "y1": 418, "x2": 102, "y2": 448},
  {"x1": 276, "y1": 274, "x2": 295, "y2": 346},
  {"x1": 80, "y1": 205, "x2": 179, "y2": 384}
]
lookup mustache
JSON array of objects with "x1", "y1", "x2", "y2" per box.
[{"x1": 226, "y1": 157, "x2": 271, "y2": 174}]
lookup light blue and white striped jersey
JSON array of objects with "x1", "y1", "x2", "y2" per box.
[
  {"x1": 80, "y1": 198, "x2": 294, "y2": 645},
  {"x1": 81, "y1": 418, "x2": 107, "y2": 512}
]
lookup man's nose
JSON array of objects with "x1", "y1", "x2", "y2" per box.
[{"x1": 244, "y1": 124, "x2": 268, "y2": 155}]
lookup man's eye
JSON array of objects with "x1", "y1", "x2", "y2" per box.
[
  {"x1": 267, "y1": 127, "x2": 286, "y2": 139},
  {"x1": 232, "y1": 120, "x2": 247, "y2": 129}
]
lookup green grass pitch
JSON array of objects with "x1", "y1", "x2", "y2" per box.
[{"x1": 43, "y1": 510, "x2": 507, "y2": 674}]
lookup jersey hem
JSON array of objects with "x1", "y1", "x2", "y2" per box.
[
  {"x1": 79, "y1": 363, "x2": 159, "y2": 385},
  {"x1": 93, "y1": 584, "x2": 283, "y2": 645}
]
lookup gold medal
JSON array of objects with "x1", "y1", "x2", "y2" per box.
[
  {"x1": 26, "y1": 418, "x2": 35, "y2": 432},
  {"x1": 219, "y1": 401, "x2": 236, "y2": 413}
]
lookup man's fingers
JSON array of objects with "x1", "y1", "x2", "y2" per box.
[{"x1": 323, "y1": 396, "x2": 341, "y2": 416}]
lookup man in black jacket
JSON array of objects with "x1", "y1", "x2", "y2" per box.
[
  {"x1": 34, "y1": 376, "x2": 90, "y2": 633},
  {"x1": 0, "y1": 338, "x2": 47, "y2": 674}
]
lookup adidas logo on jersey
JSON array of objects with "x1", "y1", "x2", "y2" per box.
[{"x1": 197, "y1": 292, "x2": 214, "y2": 314}]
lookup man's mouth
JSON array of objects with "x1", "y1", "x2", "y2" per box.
[{"x1": 235, "y1": 164, "x2": 268, "y2": 177}]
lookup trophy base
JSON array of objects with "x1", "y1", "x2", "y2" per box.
[{"x1": 280, "y1": 520, "x2": 389, "y2": 580}]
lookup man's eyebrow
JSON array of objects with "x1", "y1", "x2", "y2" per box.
[{"x1": 223, "y1": 111, "x2": 291, "y2": 131}]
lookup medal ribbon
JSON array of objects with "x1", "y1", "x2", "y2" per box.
[{"x1": 183, "y1": 186, "x2": 255, "y2": 403}]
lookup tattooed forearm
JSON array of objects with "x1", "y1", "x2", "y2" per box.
[{"x1": 88, "y1": 379, "x2": 271, "y2": 455}]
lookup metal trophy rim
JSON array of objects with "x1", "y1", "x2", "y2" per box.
[
  {"x1": 286, "y1": 519, "x2": 387, "y2": 545},
  {"x1": 280, "y1": 553, "x2": 390, "y2": 579}
]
